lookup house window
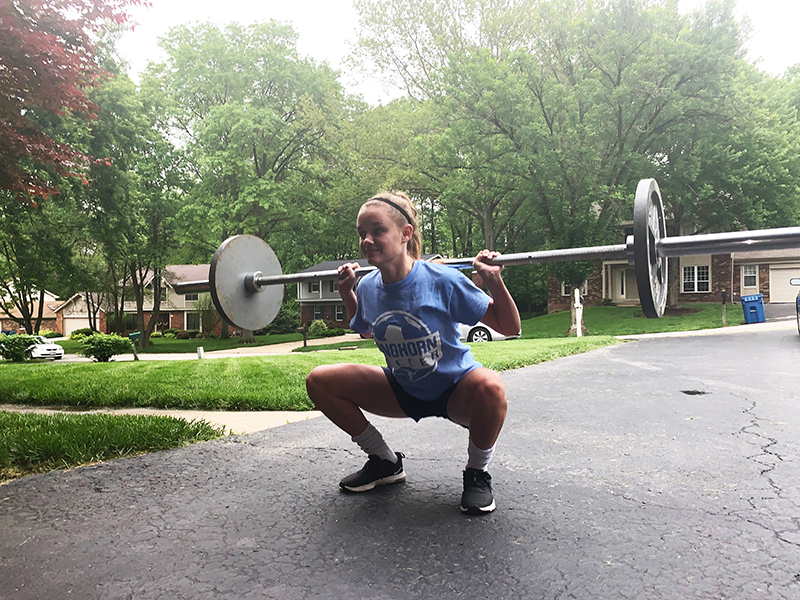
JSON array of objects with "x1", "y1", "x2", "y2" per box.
[
  {"x1": 335, "y1": 305, "x2": 345, "y2": 321},
  {"x1": 313, "y1": 306, "x2": 322, "y2": 320},
  {"x1": 307, "y1": 281, "x2": 320, "y2": 293},
  {"x1": 683, "y1": 265, "x2": 710, "y2": 293},
  {"x1": 561, "y1": 281, "x2": 587, "y2": 297},
  {"x1": 185, "y1": 293, "x2": 198, "y2": 301},
  {"x1": 329, "y1": 280, "x2": 338, "y2": 293},
  {"x1": 186, "y1": 312, "x2": 200, "y2": 331},
  {"x1": 743, "y1": 265, "x2": 758, "y2": 288}
]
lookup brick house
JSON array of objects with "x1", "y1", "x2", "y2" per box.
[
  {"x1": 119, "y1": 265, "x2": 241, "y2": 335},
  {"x1": 0, "y1": 289, "x2": 60, "y2": 334},
  {"x1": 547, "y1": 247, "x2": 800, "y2": 313},
  {"x1": 53, "y1": 293, "x2": 108, "y2": 336},
  {"x1": 296, "y1": 254, "x2": 443, "y2": 327}
]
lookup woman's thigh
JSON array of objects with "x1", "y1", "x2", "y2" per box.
[{"x1": 308, "y1": 363, "x2": 408, "y2": 418}]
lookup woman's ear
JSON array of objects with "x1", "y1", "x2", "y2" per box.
[{"x1": 402, "y1": 223, "x2": 413, "y2": 243}]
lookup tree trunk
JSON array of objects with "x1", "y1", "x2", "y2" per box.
[
  {"x1": 85, "y1": 292, "x2": 97, "y2": 331},
  {"x1": 33, "y1": 289, "x2": 45, "y2": 334},
  {"x1": 141, "y1": 271, "x2": 163, "y2": 349},
  {"x1": 240, "y1": 329, "x2": 255, "y2": 344}
]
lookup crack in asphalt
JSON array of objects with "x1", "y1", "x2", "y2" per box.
[{"x1": 738, "y1": 400, "x2": 800, "y2": 549}]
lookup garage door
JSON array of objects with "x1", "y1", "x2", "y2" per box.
[
  {"x1": 62, "y1": 317, "x2": 90, "y2": 336},
  {"x1": 769, "y1": 266, "x2": 800, "y2": 302}
]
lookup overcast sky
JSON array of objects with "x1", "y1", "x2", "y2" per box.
[{"x1": 117, "y1": 0, "x2": 800, "y2": 105}]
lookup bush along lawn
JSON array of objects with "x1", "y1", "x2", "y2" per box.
[
  {"x1": 57, "y1": 332, "x2": 305, "y2": 355},
  {"x1": 0, "y1": 411, "x2": 226, "y2": 483}
]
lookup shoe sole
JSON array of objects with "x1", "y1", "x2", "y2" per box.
[
  {"x1": 340, "y1": 471, "x2": 406, "y2": 493},
  {"x1": 460, "y1": 499, "x2": 496, "y2": 515}
]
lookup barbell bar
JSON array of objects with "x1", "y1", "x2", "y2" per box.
[{"x1": 174, "y1": 179, "x2": 800, "y2": 329}]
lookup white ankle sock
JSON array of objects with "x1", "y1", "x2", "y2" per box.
[
  {"x1": 352, "y1": 423, "x2": 397, "y2": 463},
  {"x1": 466, "y1": 439, "x2": 495, "y2": 472}
]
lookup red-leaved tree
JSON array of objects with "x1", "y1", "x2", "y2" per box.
[{"x1": 0, "y1": 0, "x2": 142, "y2": 202}]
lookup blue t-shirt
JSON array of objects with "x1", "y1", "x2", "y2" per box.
[{"x1": 351, "y1": 260, "x2": 491, "y2": 401}]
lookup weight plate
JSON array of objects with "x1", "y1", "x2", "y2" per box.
[
  {"x1": 209, "y1": 235, "x2": 284, "y2": 331},
  {"x1": 633, "y1": 178, "x2": 668, "y2": 318}
]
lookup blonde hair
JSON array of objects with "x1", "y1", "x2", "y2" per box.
[{"x1": 362, "y1": 191, "x2": 422, "y2": 260}]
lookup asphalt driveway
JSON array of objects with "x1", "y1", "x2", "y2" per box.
[{"x1": 2, "y1": 323, "x2": 799, "y2": 599}]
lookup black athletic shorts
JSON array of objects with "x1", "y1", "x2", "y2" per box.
[{"x1": 382, "y1": 367, "x2": 457, "y2": 422}]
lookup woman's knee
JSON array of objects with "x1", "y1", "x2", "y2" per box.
[
  {"x1": 305, "y1": 365, "x2": 334, "y2": 402},
  {"x1": 472, "y1": 370, "x2": 507, "y2": 413}
]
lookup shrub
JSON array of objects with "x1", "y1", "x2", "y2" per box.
[
  {"x1": 164, "y1": 328, "x2": 179, "y2": 335},
  {"x1": 265, "y1": 301, "x2": 301, "y2": 334},
  {"x1": 40, "y1": 329, "x2": 61, "y2": 338},
  {"x1": 164, "y1": 332, "x2": 176, "y2": 339},
  {"x1": 186, "y1": 330, "x2": 200, "y2": 339},
  {"x1": 175, "y1": 331, "x2": 191, "y2": 339},
  {"x1": 69, "y1": 328, "x2": 94, "y2": 340},
  {"x1": 150, "y1": 331, "x2": 163, "y2": 338},
  {"x1": 307, "y1": 319, "x2": 328, "y2": 338},
  {"x1": 79, "y1": 333, "x2": 133, "y2": 362},
  {"x1": 0, "y1": 334, "x2": 36, "y2": 362}
]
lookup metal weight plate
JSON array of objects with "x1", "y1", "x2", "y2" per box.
[
  {"x1": 209, "y1": 235, "x2": 284, "y2": 331},
  {"x1": 633, "y1": 178, "x2": 668, "y2": 318}
]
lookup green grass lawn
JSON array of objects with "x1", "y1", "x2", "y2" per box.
[
  {"x1": 519, "y1": 303, "x2": 743, "y2": 338},
  {"x1": 0, "y1": 411, "x2": 226, "y2": 482},
  {"x1": 0, "y1": 302, "x2": 741, "y2": 483},
  {"x1": 0, "y1": 336, "x2": 617, "y2": 411}
]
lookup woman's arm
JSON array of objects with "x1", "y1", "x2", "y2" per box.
[
  {"x1": 337, "y1": 262, "x2": 360, "y2": 320},
  {"x1": 472, "y1": 250, "x2": 521, "y2": 336}
]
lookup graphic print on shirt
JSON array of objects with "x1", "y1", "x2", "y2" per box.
[{"x1": 372, "y1": 310, "x2": 443, "y2": 383}]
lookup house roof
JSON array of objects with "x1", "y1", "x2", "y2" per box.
[
  {"x1": 732, "y1": 249, "x2": 800, "y2": 262},
  {"x1": 53, "y1": 292, "x2": 109, "y2": 313},
  {"x1": 163, "y1": 265, "x2": 210, "y2": 285},
  {"x1": 297, "y1": 254, "x2": 443, "y2": 275},
  {"x1": 132, "y1": 265, "x2": 210, "y2": 288},
  {"x1": 1, "y1": 288, "x2": 60, "y2": 319}
]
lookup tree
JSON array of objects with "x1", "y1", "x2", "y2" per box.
[
  {"x1": 354, "y1": 0, "x2": 779, "y2": 321},
  {"x1": 145, "y1": 20, "x2": 350, "y2": 341},
  {"x1": 0, "y1": 0, "x2": 140, "y2": 202}
]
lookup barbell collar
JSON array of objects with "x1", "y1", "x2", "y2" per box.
[{"x1": 174, "y1": 280, "x2": 211, "y2": 294}]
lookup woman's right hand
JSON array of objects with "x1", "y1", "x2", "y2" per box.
[{"x1": 337, "y1": 262, "x2": 360, "y2": 292}]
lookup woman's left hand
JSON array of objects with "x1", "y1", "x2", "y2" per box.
[{"x1": 473, "y1": 249, "x2": 503, "y2": 279}]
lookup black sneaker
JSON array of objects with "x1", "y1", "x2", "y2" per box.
[
  {"x1": 460, "y1": 468, "x2": 496, "y2": 515},
  {"x1": 339, "y1": 452, "x2": 406, "y2": 492}
]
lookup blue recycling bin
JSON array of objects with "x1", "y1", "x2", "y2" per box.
[{"x1": 741, "y1": 293, "x2": 765, "y2": 324}]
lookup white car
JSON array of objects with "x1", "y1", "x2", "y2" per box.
[
  {"x1": 459, "y1": 323, "x2": 521, "y2": 343},
  {"x1": 27, "y1": 336, "x2": 64, "y2": 360}
]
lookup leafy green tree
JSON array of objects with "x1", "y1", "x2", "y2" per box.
[
  {"x1": 354, "y1": 0, "x2": 791, "y2": 321},
  {"x1": 143, "y1": 20, "x2": 350, "y2": 340}
]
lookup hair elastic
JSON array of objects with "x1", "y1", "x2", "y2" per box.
[{"x1": 373, "y1": 197, "x2": 413, "y2": 225}]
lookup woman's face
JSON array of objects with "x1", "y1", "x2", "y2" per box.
[{"x1": 357, "y1": 203, "x2": 410, "y2": 267}]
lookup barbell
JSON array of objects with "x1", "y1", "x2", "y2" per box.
[{"x1": 174, "y1": 179, "x2": 800, "y2": 330}]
